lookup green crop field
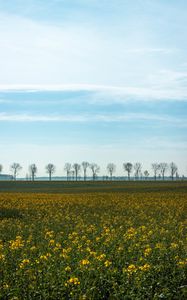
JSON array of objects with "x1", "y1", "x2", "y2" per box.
[
  {"x1": 0, "y1": 180, "x2": 187, "y2": 194},
  {"x1": 0, "y1": 182, "x2": 187, "y2": 299}
]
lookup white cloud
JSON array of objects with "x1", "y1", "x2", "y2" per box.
[
  {"x1": 0, "y1": 112, "x2": 86, "y2": 122},
  {"x1": 122, "y1": 48, "x2": 176, "y2": 54},
  {"x1": 147, "y1": 69, "x2": 187, "y2": 88},
  {"x1": 0, "y1": 12, "x2": 183, "y2": 97},
  {"x1": 0, "y1": 83, "x2": 187, "y2": 102},
  {"x1": 0, "y1": 13, "x2": 102, "y2": 84},
  {"x1": 0, "y1": 112, "x2": 186, "y2": 127}
]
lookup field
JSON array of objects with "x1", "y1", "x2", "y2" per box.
[{"x1": 0, "y1": 182, "x2": 187, "y2": 299}]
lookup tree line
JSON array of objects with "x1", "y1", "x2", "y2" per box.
[{"x1": 0, "y1": 161, "x2": 181, "y2": 181}]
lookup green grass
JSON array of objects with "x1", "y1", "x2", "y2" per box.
[{"x1": 0, "y1": 180, "x2": 187, "y2": 194}]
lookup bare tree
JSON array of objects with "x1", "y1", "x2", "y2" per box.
[
  {"x1": 107, "y1": 163, "x2": 116, "y2": 180},
  {"x1": 170, "y1": 162, "x2": 178, "y2": 181},
  {"x1": 176, "y1": 172, "x2": 179, "y2": 180},
  {"x1": 144, "y1": 170, "x2": 149, "y2": 180},
  {"x1": 46, "y1": 163, "x2": 55, "y2": 181},
  {"x1": 82, "y1": 161, "x2": 89, "y2": 181},
  {"x1": 71, "y1": 170, "x2": 75, "y2": 181},
  {"x1": 0, "y1": 164, "x2": 2, "y2": 174},
  {"x1": 123, "y1": 162, "x2": 133, "y2": 180},
  {"x1": 64, "y1": 163, "x2": 71, "y2": 181},
  {"x1": 134, "y1": 162, "x2": 142, "y2": 180},
  {"x1": 72, "y1": 163, "x2": 81, "y2": 181},
  {"x1": 10, "y1": 163, "x2": 22, "y2": 180},
  {"x1": 159, "y1": 163, "x2": 168, "y2": 180},
  {"x1": 90, "y1": 163, "x2": 100, "y2": 180},
  {"x1": 29, "y1": 164, "x2": 37, "y2": 181},
  {"x1": 151, "y1": 163, "x2": 160, "y2": 181}
]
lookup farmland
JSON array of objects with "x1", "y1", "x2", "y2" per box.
[{"x1": 0, "y1": 182, "x2": 187, "y2": 299}]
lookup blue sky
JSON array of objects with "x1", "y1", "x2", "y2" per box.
[{"x1": 0, "y1": 0, "x2": 187, "y2": 177}]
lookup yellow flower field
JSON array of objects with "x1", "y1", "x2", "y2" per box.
[{"x1": 0, "y1": 190, "x2": 187, "y2": 299}]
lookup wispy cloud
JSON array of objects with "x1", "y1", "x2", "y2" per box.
[
  {"x1": 0, "y1": 1, "x2": 187, "y2": 176},
  {"x1": 1, "y1": 84, "x2": 187, "y2": 102},
  {"x1": 148, "y1": 69, "x2": 187, "y2": 88},
  {"x1": 0, "y1": 12, "x2": 183, "y2": 96},
  {"x1": 141, "y1": 137, "x2": 187, "y2": 151},
  {"x1": 0, "y1": 113, "x2": 86, "y2": 122},
  {"x1": 0, "y1": 112, "x2": 186, "y2": 127},
  {"x1": 122, "y1": 48, "x2": 177, "y2": 54}
]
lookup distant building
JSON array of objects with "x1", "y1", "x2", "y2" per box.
[{"x1": 0, "y1": 174, "x2": 13, "y2": 181}]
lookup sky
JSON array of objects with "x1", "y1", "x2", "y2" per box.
[{"x1": 0, "y1": 0, "x2": 187, "y2": 177}]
